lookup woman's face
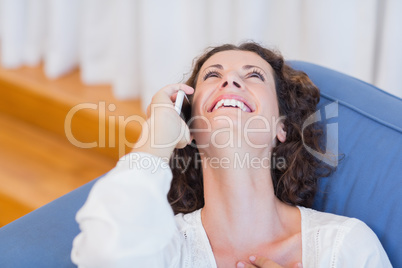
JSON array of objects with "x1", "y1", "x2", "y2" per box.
[{"x1": 190, "y1": 50, "x2": 284, "y2": 150}]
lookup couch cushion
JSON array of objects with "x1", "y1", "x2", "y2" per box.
[
  {"x1": 0, "y1": 178, "x2": 99, "y2": 268},
  {"x1": 290, "y1": 61, "x2": 402, "y2": 268}
]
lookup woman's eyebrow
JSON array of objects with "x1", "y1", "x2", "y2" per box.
[{"x1": 205, "y1": 64, "x2": 223, "y2": 70}]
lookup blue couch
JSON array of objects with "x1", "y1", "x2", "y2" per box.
[{"x1": 0, "y1": 61, "x2": 401, "y2": 268}]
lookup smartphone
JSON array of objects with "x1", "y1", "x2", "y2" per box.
[{"x1": 175, "y1": 90, "x2": 186, "y2": 114}]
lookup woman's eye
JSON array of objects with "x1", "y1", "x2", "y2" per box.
[
  {"x1": 247, "y1": 70, "x2": 265, "y2": 81},
  {"x1": 203, "y1": 70, "x2": 221, "y2": 80}
]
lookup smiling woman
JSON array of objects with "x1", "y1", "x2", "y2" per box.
[
  {"x1": 70, "y1": 42, "x2": 392, "y2": 268},
  {"x1": 170, "y1": 44, "x2": 328, "y2": 216}
]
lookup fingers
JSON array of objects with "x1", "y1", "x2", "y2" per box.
[
  {"x1": 147, "y1": 83, "x2": 194, "y2": 118},
  {"x1": 237, "y1": 256, "x2": 284, "y2": 268},
  {"x1": 164, "y1": 83, "x2": 194, "y2": 100},
  {"x1": 252, "y1": 256, "x2": 283, "y2": 267},
  {"x1": 140, "y1": 84, "x2": 194, "y2": 156},
  {"x1": 158, "y1": 83, "x2": 194, "y2": 103},
  {"x1": 237, "y1": 261, "x2": 256, "y2": 268},
  {"x1": 175, "y1": 119, "x2": 191, "y2": 149}
]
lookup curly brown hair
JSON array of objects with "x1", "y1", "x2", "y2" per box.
[{"x1": 168, "y1": 42, "x2": 333, "y2": 214}]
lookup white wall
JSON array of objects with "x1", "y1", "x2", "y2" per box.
[{"x1": 1, "y1": 0, "x2": 401, "y2": 110}]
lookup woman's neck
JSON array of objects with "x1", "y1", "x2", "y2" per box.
[{"x1": 199, "y1": 148, "x2": 294, "y2": 251}]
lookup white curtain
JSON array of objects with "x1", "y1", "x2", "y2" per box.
[{"x1": 1, "y1": 0, "x2": 401, "y2": 111}]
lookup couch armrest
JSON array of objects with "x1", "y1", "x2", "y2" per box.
[{"x1": 0, "y1": 177, "x2": 100, "y2": 268}]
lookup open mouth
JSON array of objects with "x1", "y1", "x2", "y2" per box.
[{"x1": 208, "y1": 95, "x2": 254, "y2": 113}]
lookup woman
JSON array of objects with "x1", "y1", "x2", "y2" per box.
[{"x1": 71, "y1": 42, "x2": 391, "y2": 267}]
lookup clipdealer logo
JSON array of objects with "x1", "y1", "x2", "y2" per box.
[
  {"x1": 302, "y1": 101, "x2": 338, "y2": 167},
  {"x1": 64, "y1": 101, "x2": 339, "y2": 167},
  {"x1": 64, "y1": 101, "x2": 145, "y2": 155}
]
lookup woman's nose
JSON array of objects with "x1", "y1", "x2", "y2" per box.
[{"x1": 220, "y1": 75, "x2": 243, "y2": 89}]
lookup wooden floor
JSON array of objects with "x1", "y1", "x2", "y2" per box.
[
  {"x1": 0, "y1": 113, "x2": 115, "y2": 226},
  {"x1": 0, "y1": 64, "x2": 144, "y2": 226}
]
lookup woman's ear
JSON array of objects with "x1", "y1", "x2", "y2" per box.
[{"x1": 276, "y1": 122, "x2": 287, "y2": 143}]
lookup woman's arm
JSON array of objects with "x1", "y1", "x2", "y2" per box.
[
  {"x1": 71, "y1": 153, "x2": 180, "y2": 267},
  {"x1": 71, "y1": 84, "x2": 194, "y2": 267}
]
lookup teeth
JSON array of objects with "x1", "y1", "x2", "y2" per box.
[
  {"x1": 238, "y1": 101, "x2": 247, "y2": 112},
  {"x1": 236, "y1": 100, "x2": 244, "y2": 110},
  {"x1": 214, "y1": 100, "x2": 225, "y2": 110},
  {"x1": 213, "y1": 98, "x2": 249, "y2": 111}
]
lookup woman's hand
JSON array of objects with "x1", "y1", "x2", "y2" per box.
[
  {"x1": 132, "y1": 84, "x2": 194, "y2": 160},
  {"x1": 237, "y1": 255, "x2": 302, "y2": 268}
]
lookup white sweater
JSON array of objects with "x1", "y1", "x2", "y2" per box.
[{"x1": 71, "y1": 153, "x2": 392, "y2": 268}]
